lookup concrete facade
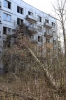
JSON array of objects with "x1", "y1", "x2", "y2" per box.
[{"x1": 0, "y1": 0, "x2": 58, "y2": 55}]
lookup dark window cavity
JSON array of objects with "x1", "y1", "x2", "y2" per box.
[
  {"x1": 52, "y1": 22, "x2": 55, "y2": 27},
  {"x1": 38, "y1": 16, "x2": 42, "y2": 22},
  {"x1": 17, "y1": 6, "x2": 23, "y2": 14},
  {"x1": 28, "y1": 11, "x2": 33, "y2": 16},
  {"x1": 17, "y1": 18, "x2": 23, "y2": 25},
  {"x1": 38, "y1": 36, "x2": 42, "y2": 42},
  {"x1": 8, "y1": 1, "x2": 11, "y2": 9},
  {"x1": 45, "y1": 19, "x2": 49, "y2": 23}
]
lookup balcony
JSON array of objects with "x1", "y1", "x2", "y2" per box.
[
  {"x1": 3, "y1": 34, "x2": 7, "y2": 41},
  {"x1": 26, "y1": 15, "x2": 37, "y2": 23},
  {"x1": 44, "y1": 32, "x2": 53, "y2": 38},
  {"x1": 44, "y1": 22, "x2": 52, "y2": 28},
  {"x1": 28, "y1": 26, "x2": 37, "y2": 35}
]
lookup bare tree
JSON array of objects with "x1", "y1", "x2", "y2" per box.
[{"x1": 53, "y1": 0, "x2": 66, "y2": 57}]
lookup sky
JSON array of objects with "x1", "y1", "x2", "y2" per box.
[{"x1": 23, "y1": 0, "x2": 55, "y2": 15}]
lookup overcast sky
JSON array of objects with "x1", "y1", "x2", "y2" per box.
[{"x1": 23, "y1": 0, "x2": 55, "y2": 15}]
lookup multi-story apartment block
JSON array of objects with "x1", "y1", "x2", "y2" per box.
[{"x1": 0, "y1": 0, "x2": 58, "y2": 57}]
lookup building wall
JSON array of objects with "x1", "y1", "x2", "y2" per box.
[{"x1": 0, "y1": 0, "x2": 58, "y2": 55}]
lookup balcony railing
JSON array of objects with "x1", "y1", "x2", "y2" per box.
[
  {"x1": 44, "y1": 32, "x2": 53, "y2": 38},
  {"x1": 28, "y1": 26, "x2": 37, "y2": 34},
  {"x1": 44, "y1": 22, "x2": 52, "y2": 28},
  {"x1": 26, "y1": 15, "x2": 37, "y2": 23}
]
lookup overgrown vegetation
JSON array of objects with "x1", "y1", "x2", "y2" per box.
[{"x1": 0, "y1": 18, "x2": 66, "y2": 100}]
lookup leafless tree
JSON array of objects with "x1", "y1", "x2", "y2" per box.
[{"x1": 53, "y1": 0, "x2": 66, "y2": 58}]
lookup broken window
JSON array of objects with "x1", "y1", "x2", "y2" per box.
[
  {"x1": 17, "y1": 18, "x2": 19, "y2": 25},
  {"x1": 28, "y1": 11, "x2": 33, "y2": 16},
  {"x1": 52, "y1": 22, "x2": 55, "y2": 28},
  {"x1": 17, "y1": 18, "x2": 23, "y2": 25},
  {"x1": 38, "y1": 16, "x2": 42, "y2": 22},
  {"x1": 3, "y1": 27, "x2": 7, "y2": 34},
  {"x1": 17, "y1": 6, "x2": 19, "y2": 13},
  {"x1": 45, "y1": 19, "x2": 49, "y2": 23},
  {"x1": 38, "y1": 36, "x2": 43, "y2": 42},
  {"x1": 8, "y1": 1, "x2": 11, "y2": 9},
  {"x1": 17, "y1": 6, "x2": 23, "y2": 14},
  {"x1": 21, "y1": 8, "x2": 23, "y2": 14}
]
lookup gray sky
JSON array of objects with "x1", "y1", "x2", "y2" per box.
[{"x1": 23, "y1": 0, "x2": 54, "y2": 15}]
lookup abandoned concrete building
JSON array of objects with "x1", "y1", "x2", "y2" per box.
[{"x1": 0, "y1": 0, "x2": 58, "y2": 57}]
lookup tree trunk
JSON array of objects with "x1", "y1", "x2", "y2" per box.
[
  {"x1": 27, "y1": 47, "x2": 59, "y2": 89},
  {"x1": 62, "y1": 22, "x2": 66, "y2": 58}
]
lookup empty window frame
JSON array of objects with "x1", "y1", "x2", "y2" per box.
[
  {"x1": 38, "y1": 36, "x2": 43, "y2": 42},
  {"x1": 52, "y1": 22, "x2": 55, "y2": 28},
  {"x1": 38, "y1": 16, "x2": 42, "y2": 22},
  {"x1": 28, "y1": 11, "x2": 33, "y2": 16},
  {"x1": 3, "y1": 13, "x2": 11, "y2": 22},
  {"x1": 45, "y1": 19, "x2": 49, "y2": 23},
  {"x1": 4, "y1": 0, "x2": 11, "y2": 9},
  {"x1": 17, "y1": 6, "x2": 23, "y2": 14},
  {"x1": 17, "y1": 18, "x2": 23, "y2": 25},
  {"x1": 3, "y1": 27, "x2": 7, "y2": 34}
]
